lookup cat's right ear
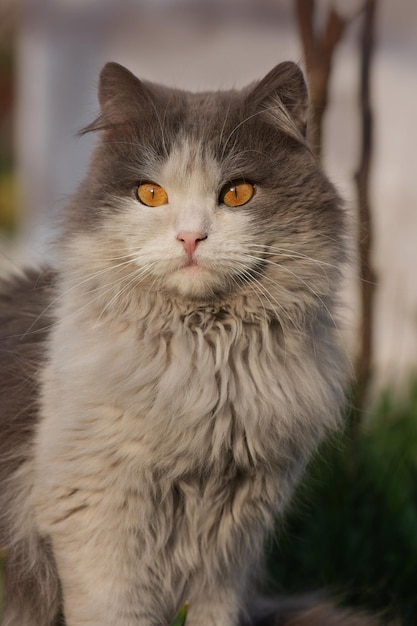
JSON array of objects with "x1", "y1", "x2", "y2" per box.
[
  {"x1": 246, "y1": 62, "x2": 309, "y2": 143},
  {"x1": 80, "y1": 62, "x2": 155, "y2": 135}
]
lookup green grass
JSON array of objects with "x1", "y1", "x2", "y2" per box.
[
  {"x1": 267, "y1": 383, "x2": 417, "y2": 625},
  {"x1": 170, "y1": 602, "x2": 188, "y2": 626}
]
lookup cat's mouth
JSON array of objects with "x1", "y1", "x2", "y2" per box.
[
  {"x1": 177, "y1": 253, "x2": 210, "y2": 272},
  {"x1": 179, "y1": 262, "x2": 210, "y2": 279},
  {"x1": 163, "y1": 255, "x2": 222, "y2": 299},
  {"x1": 183, "y1": 259, "x2": 201, "y2": 270}
]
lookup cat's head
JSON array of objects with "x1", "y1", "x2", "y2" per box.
[{"x1": 62, "y1": 62, "x2": 345, "y2": 318}]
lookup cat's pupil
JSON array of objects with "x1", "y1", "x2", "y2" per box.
[
  {"x1": 220, "y1": 181, "x2": 255, "y2": 207},
  {"x1": 137, "y1": 183, "x2": 168, "y2": 207}
]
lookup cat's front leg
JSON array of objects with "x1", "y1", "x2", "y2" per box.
[
  {"x1": 35, "y1": 484, "x2": 169, "y2": 626},
  {"x1": 47, "y1": 524, "x2": 141, "y2": 626}
]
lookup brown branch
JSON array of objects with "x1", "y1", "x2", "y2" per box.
[
  {"x1": 295, "y1": 0, "x2": 315, "y2": 73},
  {"x1": 354, "y1": 0, "x2": 378, "y2": 410},
  {"x1": 294, "y1": 0, "x2": 377, "y2": 409},
  {"x1": 294, "y1": 0, "x2": 347, "y2": 159},
  {"x1": 294, "y1": 1, "x2": 378, "y2": 413}
]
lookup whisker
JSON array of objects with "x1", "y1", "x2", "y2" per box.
[
  {"x1": 231, "y1": 263, "x2": 291, "y2": 357},
  {"x1": 29, "y1": 260, "x2": 158, "y2": 336},
  {"x1": 19, "y1": 255, "x2": 143, "y2": 340},
  {"x1": 229, "y1": 260, "x2": 292, "y2": 325},
  {"x1": 217, "y1": 102, "x2": 232, "y2": 153},
  {"x1": 221, "y1": 106, "x2": 280, "y2": 159},
  {"x1": 97, "y1": 262, "x2": 158, "y2": 320},
  {"x1": 225, "y1": 250, "x2": 352, "y2": 372},
  {"x1": 246, "y1": 244, "x2": 340, "y2": 271},
  {"x1": 262, "y1": 262, "x2": 354, "y2": 374}
]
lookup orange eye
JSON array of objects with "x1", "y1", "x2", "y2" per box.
[
  {"x1": 220, "y1": 181, "x2": 255, "y2": 207},
  {"x1": 137, "y1": 183, "x2": 168, "y2": 207}
]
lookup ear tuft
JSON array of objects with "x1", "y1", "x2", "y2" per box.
[{"x1": 247, "y1": 62, "x2": 309, "y2": 140}]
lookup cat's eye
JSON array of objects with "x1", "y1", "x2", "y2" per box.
[
  {"x1": 220, "y1": 181, "x2": 255, "y2": 207},
  {"x1": 137, "y1": 183, "x2": 168, "y2": 207}
]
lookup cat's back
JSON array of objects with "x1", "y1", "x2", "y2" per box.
[{"x1": 0, "y1": 269, "x2": 55, "y2": 480}]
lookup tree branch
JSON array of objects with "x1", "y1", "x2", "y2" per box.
[
  {"x1": 354, "y1": 0, "x2": 378, "y2": 409},
  {"x1": 294, "y1": 0, "x2": 347, "y2": 158}
]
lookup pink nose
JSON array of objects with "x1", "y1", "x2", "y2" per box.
[{"x1": 176, "y1": 231, "x2": 207, "y2": 257}]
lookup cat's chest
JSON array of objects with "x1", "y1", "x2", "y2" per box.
[{"x1": 42, "y1": 307, "x2": 286, "y2": 471}]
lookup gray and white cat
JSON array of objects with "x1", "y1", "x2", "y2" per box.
[{"x1": 0, "y1": 61, "x2": 357, "y2": 626}]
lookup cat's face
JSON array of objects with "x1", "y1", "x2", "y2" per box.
[{"x1": 64, "y1": 62, "x2": 344, "y2": 315}]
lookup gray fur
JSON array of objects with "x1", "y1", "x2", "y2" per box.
[{"x1": 0, "y1": 62, "x2": 352, "y2": 625}]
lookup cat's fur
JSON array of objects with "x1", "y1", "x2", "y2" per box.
[{"x1": 0, "y1": 62, "x2": 356, "y2": 625}]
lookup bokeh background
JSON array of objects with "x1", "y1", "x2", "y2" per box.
[{"x1": 0, "y1": 0, "x2": 417, "y2": 623}]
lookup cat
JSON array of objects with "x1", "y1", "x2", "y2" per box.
[{"x1": 0, "y1": 61, "x2": 358, "y2": 626}]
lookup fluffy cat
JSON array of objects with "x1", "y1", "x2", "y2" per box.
[{"x1": 0, "y1": 61, "x2": 357, "y2": 626}]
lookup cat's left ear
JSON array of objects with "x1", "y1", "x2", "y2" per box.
[
  {"x1": 246, "y1": 62, "x2": 308, "y2": 141},
  {"x1": 81, "y1": 62, "x2": 156, "y2": 134}
]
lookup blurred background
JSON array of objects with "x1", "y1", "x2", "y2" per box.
[{"x1": 0, "y1": 0, "x2": 416, "y2": 623}]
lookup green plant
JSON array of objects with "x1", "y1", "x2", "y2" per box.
[{"x1": 170, "y1": 602, "x2": 188, "y2": 626}]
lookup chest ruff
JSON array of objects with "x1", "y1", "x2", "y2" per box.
[{"x1": 38, "y1": 290, "x2": 343, "y2": 486}]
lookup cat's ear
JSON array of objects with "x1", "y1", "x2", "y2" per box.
[
  {"x1": 246, "y1": 62, "x2": 309, "y2": 141},
  {"x1": 97, "y1": 62, "x2": 152, "y2": 110},
  {"x1": 81, "y1": 62, "x2": 155, "y2": 134}
]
